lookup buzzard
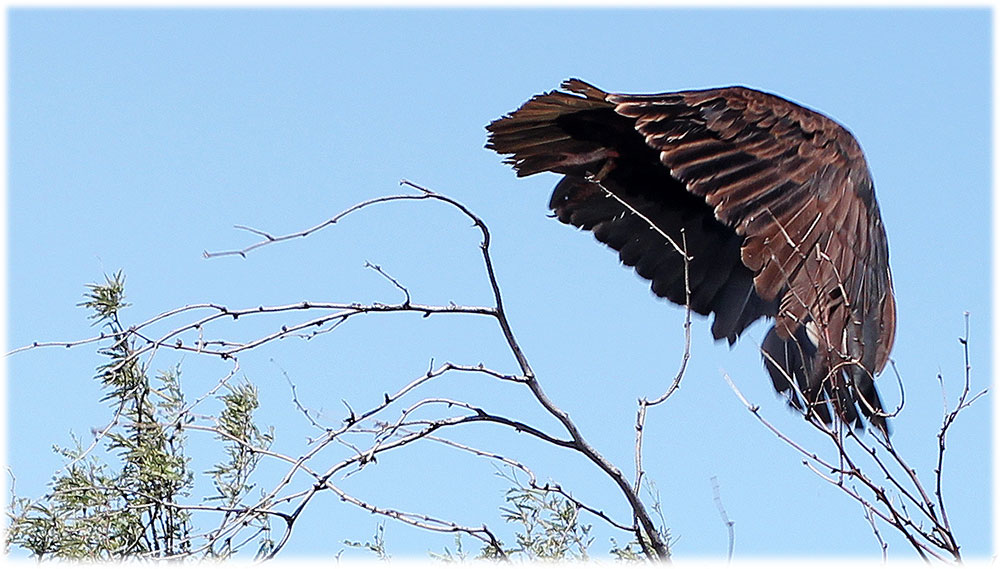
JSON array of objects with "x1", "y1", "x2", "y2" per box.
[{"x1": 486, "y1": 79, "x2": 896, "y2": 434}]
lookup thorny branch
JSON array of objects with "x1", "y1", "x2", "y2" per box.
[
  {"x1": 13, "y1": 180, "x2": 977, "y2": 562},
  {"x1": 399, "y1": 179, "x2": 671, "y2": 559},
  {"x1": 11, "y1": 182, "x2": 673, "y2": 561}
]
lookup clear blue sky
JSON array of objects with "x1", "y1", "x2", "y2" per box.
[{"x1": 8, "y1": 8, "x2": 992, "y2": 560}]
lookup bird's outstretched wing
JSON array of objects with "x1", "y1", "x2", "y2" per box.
[{"x1": 487, "y1": 79, "x2": 896, "y2": 433}]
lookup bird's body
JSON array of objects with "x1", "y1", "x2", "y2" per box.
[{"x1": 486, "y1": 79, "x2": 895, "y2": 433}]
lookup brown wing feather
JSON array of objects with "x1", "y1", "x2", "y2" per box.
[
  {"x1": 487, "y1": 80, "x2": 775, "y2": 343},
  {"x1": 487, "y1": 79, "x2": 895, "y2": 433},
  {"x1": 609, "y1": 85, "x2": 895, "y2": 432}
]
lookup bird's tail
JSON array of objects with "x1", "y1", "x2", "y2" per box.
[{"x1": 762, "y1": 324, "x2": 889, "y2": 435}]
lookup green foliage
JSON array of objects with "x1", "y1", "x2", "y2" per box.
[
  {"x1": 495, "y1": 477, "x2": 594, "y2": 560},
  {"x1": 426, "y1": 470, "x2": 661, "y2": 562},
  {"x1": 608, "y1": 537, "x2": 648, "y2": 561},
  {"x1": 430, "y1": 469, "x2": 598, "y2": 562},
  {"x1": 8, "y1": 273, "x2": 192, "y2": 559},
  {"x1": 207, "y1": 382, "x2": 274, "y2": 507},
  {"x1": 204, "y1": 381, "x2": 276, "y2": 559},
  {"x1": 428, "y1": 533, "x2": 471, "y2": 562},
  {"x1": 78, "y1": 270, "x2": 129, "y2": 325},
  {"x1": 344, "y1": 523, "x2": 390, "y2": 561},
  {"x1": 6, "y1": 273, "x2": 271, "y2": 560},
  {"x1": 9, "y1": 272, "x2": 657, "y2": 562}
]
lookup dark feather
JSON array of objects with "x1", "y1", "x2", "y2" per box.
[{"x1": 486, "y1": 79, "x2": 896, "y2": 435}]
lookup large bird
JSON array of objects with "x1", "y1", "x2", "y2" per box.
[{"x1": 486, "y1": 79, "x2": 896, "y2": 434}]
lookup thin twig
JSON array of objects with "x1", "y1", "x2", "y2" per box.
[
  {"x1": 710, "y1": 476, "x2": 735, "y2": 563},
  {"x1": 204, "y1": 193, "x2": 441, "y2": 259}
]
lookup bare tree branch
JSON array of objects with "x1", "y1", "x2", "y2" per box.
[
  {"x1": 710, "y1": 476, "x2": 735, "y2": 562},
  {"x1": 12, "y1": 181, "x2": 976, "y2": 563},
  {"x1": 723, "y1": 310, "x2": 982, "y2": 564}
]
